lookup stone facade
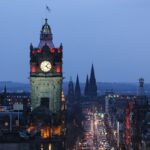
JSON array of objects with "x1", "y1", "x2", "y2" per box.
[{"x1": 30, "y1": 77, "x2": 62, "y2": 113}]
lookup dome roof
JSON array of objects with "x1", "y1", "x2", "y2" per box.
[
  {"x1": 41, "y1": 18, "x2": 51, "y2": 35},
  {"x1": 39, "y1": 18, "x2": 54, "y2": 48}
]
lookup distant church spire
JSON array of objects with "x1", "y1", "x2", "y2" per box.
[
  {"x1": 75, "y1": 74, "x2": 81, "y2": 99},
  {"x1": 67, "y1": 76, "x2": 74, "y2": 97},
  {"x1": 2, "y1": 84, "x2": 7, "y2": 105},
  {"x1": 84, "y1": 75, "x2": 89, "y2": 96},
  {"x1": 4, "y1": 84, "x2": 7, "y2": 95},
  {"x1": 89, "y1": 64, "x2": 97, "y2": 96}
]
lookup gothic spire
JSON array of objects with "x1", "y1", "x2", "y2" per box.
[
  {"x1": 84, "y1": 75, "x2": 89, "y2": 96},
  {"x1": 67, "y1": 76, "x2": 74, "y2": 97},
  {"x1": 90, "y1": 64, "x2": 95, "y2": 81},
  {"x1": 75, "y1": 74, "x2": 81, "y2": 99},
  {"x1": 89, "y1": 64, "x2": 97, "y2": 96},
  {"x1": 4, "y1": 84, "x2": 7, "y2": 95}
]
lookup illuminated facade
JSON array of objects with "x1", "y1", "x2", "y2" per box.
[
  {"x1": 29, "y1": 19, "x2": 66, "y2": 149},
  {"x1": 30, "y1": 19, "x2": 63, "y2": 113}
]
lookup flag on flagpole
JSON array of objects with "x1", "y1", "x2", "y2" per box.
[{"x1": 46, "y1": 5, "x2": 51, "y2": 13}]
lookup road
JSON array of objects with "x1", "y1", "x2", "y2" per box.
[{"x1": 75, "y1": 104, "x2": 115, "y2": 150}]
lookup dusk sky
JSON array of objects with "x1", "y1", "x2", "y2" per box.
[{"x1": 0, "y1": 0, "x2": 150, "y2": 83}]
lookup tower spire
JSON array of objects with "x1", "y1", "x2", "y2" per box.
[
  {"x1": 45, "y1": 18, "x2": 48, "y2": 24},
  {"x1": 84, "y1": 75, "x2": 89, "y2": 96},
  {"x1": 75, "y1": 74, "x2": 81, "y2": 99},
  {"x1": 90, "y1": 64, "x2": 95, "y2": 80},
  {"x1": 67, "y1": 77, "x2": 74, "y2": 98},
  {"x1": 4, "y1": 84, "x2": 7, "y2": 95},
  {"x1": 39, "y1": 18, "x2": 54, "y2": 48},
  {"x1": 89, "y1": 64, "x2": 97, "y2": 96}
]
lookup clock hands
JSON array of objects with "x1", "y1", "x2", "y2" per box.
[
  {"x1": 46, "y1": 64, "x2": 50, "y2": 69},
  {"x1": 40, "y1": 61, "x2": 51, "y2": 72}
]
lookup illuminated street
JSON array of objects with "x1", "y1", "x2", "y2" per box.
[{"x1": 75, "y1": 103, "x2": 115, "y2": 150}]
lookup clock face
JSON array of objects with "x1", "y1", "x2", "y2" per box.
[{"x1": 40, "y1": 61, "x2": 52, "y2": 72}]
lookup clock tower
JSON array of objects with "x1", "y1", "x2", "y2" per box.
[{"x1": 30, "y1": 19, "x2": 63, "y2": 113}]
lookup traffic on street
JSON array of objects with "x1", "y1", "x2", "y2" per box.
[{"x1": 75, "y1": 103, "x2": 116, "y2": 150}]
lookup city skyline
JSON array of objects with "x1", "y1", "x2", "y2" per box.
[{"x1": 0, "y1": 0, "x2": 150, "y2": 83}]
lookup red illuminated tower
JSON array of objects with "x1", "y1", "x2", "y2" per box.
[
  {"x1": 30, "y1": 19, "x2": 63, "y2": 112},
  {"x1": 29, "y1": 19, "x2": 65, "y2": 149}
]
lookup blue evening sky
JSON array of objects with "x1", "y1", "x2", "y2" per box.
[{"x1": 0, "y1": 0, "x2": 150, "y2": 83}]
